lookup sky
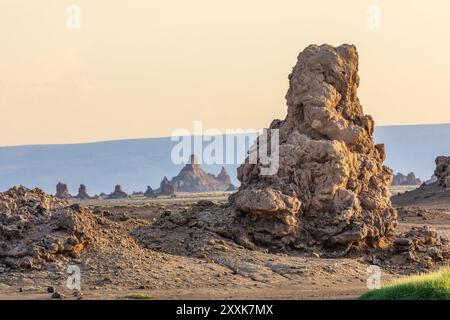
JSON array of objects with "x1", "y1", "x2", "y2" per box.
[{"x1": 1, "y1": 0, "x2": 449, "y2": 146}]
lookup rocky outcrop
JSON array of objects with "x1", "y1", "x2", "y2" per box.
[
  {"x1": 391, "y1": 172, "x2": 421, "y2": 186},
  {"x1": 434, "y1": 156, "x2": 450, "y2": 188},
  {"x1": 393, "y1": 156, "x2": 450, "y2": 206},
  {"x1": 425, "y1": 175, "x2": 437, "y2": 185},
  {"x1": 387, "y1": 226, "x2": 450, "y2": 268},
  {"x1": 171, "y1": 155, "x2": 236, "y2": 192},
  {"x1": 75, "y1": 184, "x2": 90, "y2": 199},
  {"x1": 0, "y1": 186, "x2": 97, "y2": 269},
  {"x1": 229, "y1": 44, "x2": 397, "y2": 253},
  {"x1": 55, "y1": 182, "x2": 71, "y2": 199},
  {"x1": 159, "y1": 177, "x2": 175, "y2": 195},
  {"x1": 107, "y1": 185, "x2": 128, "y2": 199},
  {"x1": 144, "y1": 186, "x2": 156, "y2": 198}
]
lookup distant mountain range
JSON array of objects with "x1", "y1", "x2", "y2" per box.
[{"x1": 1, "y1": 124, "x2": 450, "y2": 194}]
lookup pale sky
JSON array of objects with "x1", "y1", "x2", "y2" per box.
[{"x1": 1, "y1": 0, "x2": 449, "y2": 146}]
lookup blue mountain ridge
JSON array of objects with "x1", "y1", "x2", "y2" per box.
[{"x1": 1, "y1": 124, "x2": 449, "y2": 195}]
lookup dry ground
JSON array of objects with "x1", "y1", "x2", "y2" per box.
[{"x1": 1, "y1": 188, "x2": 448, "y2": 300}]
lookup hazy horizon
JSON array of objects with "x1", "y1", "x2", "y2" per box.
[
  {"x1": 1, "y1": 122, "x2": 450, "y2": 148},
  {"x1": 2, "y1": 0, "x2": 450, "y2": 146}
]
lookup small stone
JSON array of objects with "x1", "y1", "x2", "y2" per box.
[
  {"x1": 47, "y1": 286, "x2": 55, "y2": 293},
  {"x1": 73, "y1": 291, "x2": 82, "y2": 297},
  {"x1": 51, "y1": 292, "x2": 63, "y2": 299}
]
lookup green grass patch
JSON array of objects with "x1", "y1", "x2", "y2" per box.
[
  {"x1": 359, "y1": 268, "x2": 450, "y2": 300},
  {"x1": 126, "y1": 293, "x2": 157, "y2": 300}
]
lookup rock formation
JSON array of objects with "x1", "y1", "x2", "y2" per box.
[
  {"x1": 393, "y1": 156, "x2": 450, "y2": 206},
  {"x1": 159, "y1": 177, "x2": 175, "y2": 195},
  {"x1": 0, "y1": 186, "x2": 97, "y2": 269},
  {"x1": 55, "y1": 182, "x2": 71, "y2": 199},
  {"x1": 434, "y1": 156, "x2": 450, "y2": 188},
  {"x1": 230, "y1": 44, "x2": 397, "y2": 253},
  {"x1": 171, "y1": 155, "x2": 236, "y2": 192},
  {"x1": 216, "y1": 167, "x2": 233, "y2": 186},
  {"x1": 107, "y1": 185, "x2": 128, "y2": 199},
  {"x1": 75, "y1": 184, "x2": 91, "y2": 199},
  {"x1": 425, "y1": 175, "x2": 437, "y2": 185},
  {"x1": 144, "y1": 186, "x2": 156, "y2": 198},
  {"x1": 391, "y1": 172, "x2": 422, "y2": 186}
]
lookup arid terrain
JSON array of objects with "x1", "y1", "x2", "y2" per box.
[
  {"x1": 0, "y1": 187, "x2": 449, "y2": 300},
  {"x1": 2, "y1": 44, "x2": 450, "y2": 301}
]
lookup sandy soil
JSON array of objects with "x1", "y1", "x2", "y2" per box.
[{"x1": 1, "y1": 189, "x2": 448, "y2": 300}]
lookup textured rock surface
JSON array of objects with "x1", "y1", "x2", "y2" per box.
[
  {"x1": 391, "y1": 172, "x2": 421, "y2": 186},
  {"x1": 159, "y1": 177, "x2": 175, "y2": 195},
  {"x1": 107, "y1": 185, "x2": 128, "y2": 199},
  {"x1": 55, "y1": 183, "x2": 71, "y2": 199},
  {"x1": 434, "y1": 156, "x2": 450, "y2": 188},
  {"x1": 171, "y1": 155, "x2": 236, "y2": 192},
  {"x1": 230, "y1": 44, "x2": 397, "y2": 253},
  {"x1": 386, "y1": 225, "x2": 450, "y2": 268},
  {"x1": 75, "y1": 184, "x2": 90, "y2": 199},
  {"x1": 0, "y1": 186, "x2": 97, "y2": 269}
]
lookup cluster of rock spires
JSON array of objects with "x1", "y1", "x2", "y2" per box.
[
  {"x1": 55, "y1": 182, "x2": 92, "y2": 200},
  {"x1": 391, "y1": 172, "x2": 422, "y2": 186},
  {"x1": 170, "y1": 155, "x2": 236, "y2": 192},
  {"x1": 228, "y1": 44, "x2": 398, "y2": 253},
  {"x1": 53, "y1": 156, "x2": 235, "y2": 199}
]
